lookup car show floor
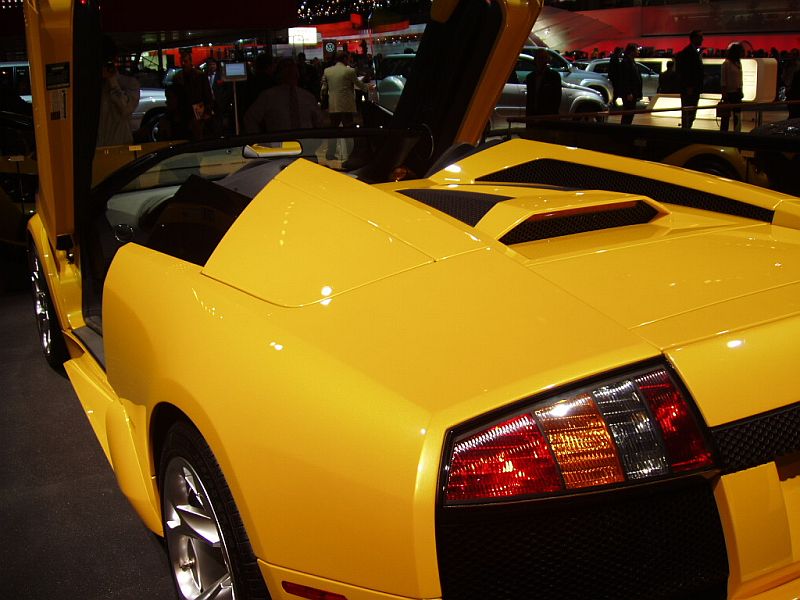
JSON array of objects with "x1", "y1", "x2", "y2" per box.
[{"x1": 0, "y1": 285, "x2": 176, "y2": 599}]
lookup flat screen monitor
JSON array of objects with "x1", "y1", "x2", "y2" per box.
[{"x1": 224, "y1": 62, "x2": 247, "y2": 81}]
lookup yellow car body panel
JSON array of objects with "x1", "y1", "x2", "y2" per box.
[
  {"x1": 104, "y1": 236, "x2": 659, "y2": 598},
  {"x1": 24, "y1": 0, "x2": 74, "y2": 247},
  {"x1": 202, "y1": 159, "x2": 484, "y2": 307},
  {"x1": 28, "y1": 213, "x2": 83, "y2": 333},
  {"x1": 715, "y1": 464, "x2": 800, "y2": 599}
]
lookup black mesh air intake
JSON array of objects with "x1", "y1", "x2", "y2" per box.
[
  {"x1": 477, "y1": 159, "x2": 774, "y2": 222},
  {"x1": 500, "y1": 200, "x2": 658, "y2": 244},
  {"x1": 712, "y1": 401, "x2": 800, "y2": 474},
  {"x1": 397, "y1": 188, "x2": 511, "y2": 226},
  {"x1": 436, "y1": 479, "x2": 728, "y2": 600}
]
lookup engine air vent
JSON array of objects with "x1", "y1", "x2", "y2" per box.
[
  {"x1": 477, "y1": 159, "x2": 774, "y2": 222},
  {"x1": 500, "y1": 200, "x2": 659, "y2": 244},
  {"x1": 398, "y1": 188, "x2": 511, "y2": 227}
]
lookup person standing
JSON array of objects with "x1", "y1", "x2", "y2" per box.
[
  {"x1": 608, "y1": 47, "x2": 623, "y2": 106},
  {"x1": 675, "y1": 30, "x2": 704, "y2": 129},
  {"x1": 657, "y1": 60, "x2": 679, "y2": 94},
  {"x1": 320, "y1": 51, "x2": 369, "y2": 160},
  {"x1": 524, "y1": 48, "x2": 562, "y2": 120},
  {"x1": 97, "y1": 36, "x2": 140, "y2": 147},
  {"x1": 785, "y1": 49, "x2": 800, "y2": 119},
  {"x1": 617, "y1": 43, "x2": 643, "y2": 125},
  {"x1": 243, "y1": 58, "x2": 324, "y2": 133},
  {"x1": 173, "y1": 48, "x2": 214, "y2": 141},
  {"x1": 720, "y1": 42, "x2": 744, "y2": 132}
]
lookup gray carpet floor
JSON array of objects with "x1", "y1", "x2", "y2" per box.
[{"x1": 1, "y1": 286, "x2": 176, "y2": 599}]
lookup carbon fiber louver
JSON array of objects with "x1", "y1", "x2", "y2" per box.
[
  {"x1": 477, "y1": 159, "x2": 774, "y2": 222},
  {"x1": 398, "y1": 188, "x2": 511, "y2": 227},
  {"x1": 500, "y1": 200, "x2": 659, "y2": 244}
]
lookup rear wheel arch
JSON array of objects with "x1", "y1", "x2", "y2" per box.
[
  {"x1": 586, "y1": 84, "x2": 609, "y2": 103},
  {"x1": 158, "y1": 419, "x2": 271, "y2": 599},
  {"x1": 685, "y1": 154, "x2": 741, "y2": 180},
  {"x1": 150, "y1": 402, "x2": 192, "y2": 475}
]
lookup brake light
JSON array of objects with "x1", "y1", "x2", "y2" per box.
[
  {"x1": 443, "y1": 364, "x2": 713, "y2": 504},
  {"x1": 634, "y1": 370, "x2": 713, "y2": 471},
  {"x1": 446, "y1": 414, "x2": 562, "y2": 502}
]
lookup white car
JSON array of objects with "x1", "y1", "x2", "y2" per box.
[{"x1": 131, "y1": 87, "x2": 166, "y2": 131}]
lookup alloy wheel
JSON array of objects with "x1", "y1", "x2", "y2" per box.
[
  {"x1": 29, "y1": 251, "x2": 53, "y2": 358},
  {"x1": 163, "y1": 457, "x2": 236, "y2": 600}
]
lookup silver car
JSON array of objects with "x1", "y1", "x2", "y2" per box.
[
  {"x1": 578, "y1": 58, "x2": 660, "y2": 100},
  {"x1": 494, "y1": 54, "x2": 607, "y2": 129},
  {"x1": 523, "y1": 47, "x2": 615, "y2": 103},
  {"x1": 375, "y1": 53, "x2": 607, "y2": 128}
]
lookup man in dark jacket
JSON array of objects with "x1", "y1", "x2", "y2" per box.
[
  {"x1": 173, "y1": 48, "x2": 214, "y2": 141},
  {"x1": 525, "y1": 49, "x2": 562, "y2": 121},
  {"x1": 617, "y1": 43, "x2": 643, "y2": 124},
  {"x1": 675, "y1": 30, "x2": 704, "y2": 129}
]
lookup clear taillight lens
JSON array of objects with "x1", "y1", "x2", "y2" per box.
[{"x1": 443, "y1": 363, "x2": 714, "y2": 505}]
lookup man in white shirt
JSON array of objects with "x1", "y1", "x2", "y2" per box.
[
  {"x1": 321, "y1": 51, "x2": 369, "y2": 159},
  {"x1": 97, "y1": 37, "x2": 140, "y2": 147}
]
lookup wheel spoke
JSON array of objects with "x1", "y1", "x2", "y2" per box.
[
  {"x1": 195, "y1": 573, "x2": 233, "y2": 600},
  {"x1": 164, "y1": 455, "x2": 237, "y2": 600},
  {"x1": 167, "y1": 502, "x2": 221, "y2": 546}
]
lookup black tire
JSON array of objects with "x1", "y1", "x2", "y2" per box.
[
  {"x1": 159, "y1": 422, "x2": 271, "y2": 600},
  {"x1": 27, "y1": 239, "x2": 69, "y2": 371},
  {"x1": 140, "y1": 107, "x2": 168, "y2": 142},
  {"x1": 573, "y1": 104, "x2": 599, "y2": 122}
]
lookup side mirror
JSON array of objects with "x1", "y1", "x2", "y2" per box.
[{"x1": 243, "y1": 141, "x2": 303, "y2": 159}]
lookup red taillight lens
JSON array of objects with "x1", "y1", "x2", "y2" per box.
[
  {"x1": 443, "y1": 364, "x2": 714, "y2": 505},
  {"x1": 634, "y1": 369, "x2": 714, "y2": 471},
  {"x1": 445, "y1": 414, "x2": 562, "y2": 502}
]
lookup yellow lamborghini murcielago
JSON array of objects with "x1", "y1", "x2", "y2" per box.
[{"x1": 23, "y1": 0, "x2": 800, "y2": 599}]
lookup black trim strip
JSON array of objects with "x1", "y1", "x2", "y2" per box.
[
  {"x1": 477, "y1": 158, "x2": 775, "y2": 222},
  {"x1": 711, "y1": 401, "x2": 800, "y2": 474}
]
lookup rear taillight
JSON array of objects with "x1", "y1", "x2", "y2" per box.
[{"x1": 443, "y1": 364, "x2": 714, "y2": 505}]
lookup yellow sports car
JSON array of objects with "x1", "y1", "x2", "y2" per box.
[{"x1": 24, "y1": 0, "x2": 800, "y2": 599}]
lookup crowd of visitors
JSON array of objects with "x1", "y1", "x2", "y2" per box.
[
  {"x1": 141, "y1": 46, "x2": 378, "y2": 144},
  {"x1": 111, "y1": 35, "x2": 800, "y2": 143},
  {"x1": 587, "y1": 33, "x2": 800, "y2": 129}
]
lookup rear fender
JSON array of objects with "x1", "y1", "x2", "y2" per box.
[{"x1": 106, "y1": 397, "x2": 163, "y2": 535}]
